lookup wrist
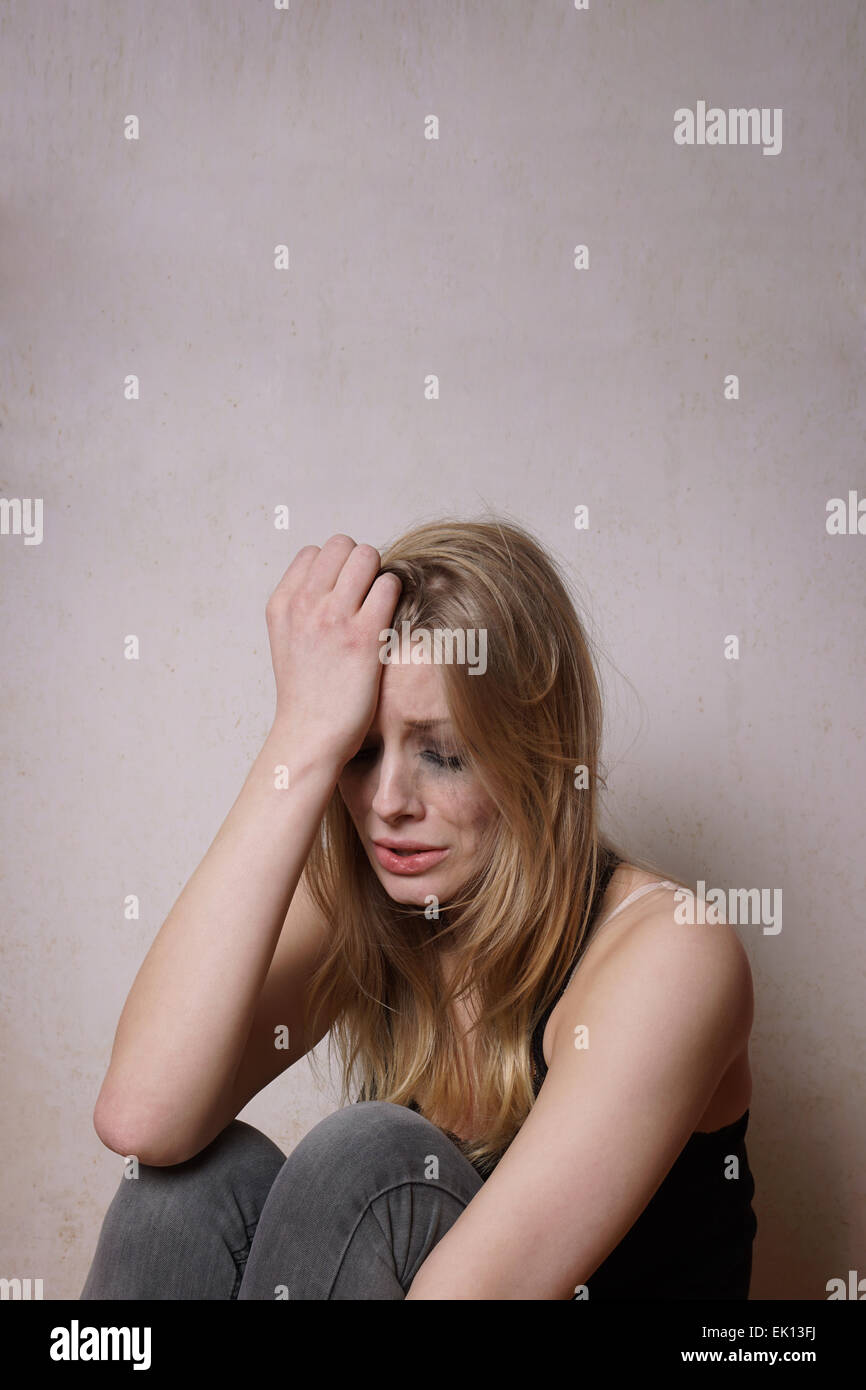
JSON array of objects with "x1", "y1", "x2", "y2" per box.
[{"x1": 263, "y1": 721, "x2": 346, "y2": 790}]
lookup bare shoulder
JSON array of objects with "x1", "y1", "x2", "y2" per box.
[
  {"x1": 592, "y1": 863, "x2": 751, "y2": 967},
  {"x1": 549, "y1": 867, "x2": 754, "y2": 1060}
]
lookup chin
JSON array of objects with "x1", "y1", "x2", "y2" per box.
[{"x1": 378, "y1": 875, "x2": 446, "y2": 908}]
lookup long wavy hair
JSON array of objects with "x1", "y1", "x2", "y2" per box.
[{"x1": 303, "y1": 515, "x2": 671, "y2": 1175}]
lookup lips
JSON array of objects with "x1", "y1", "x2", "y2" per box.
[
  {"x1": 372, "y1": 840, "x2": 449, "y2": 875},
  {"x1": 375, "y1": 840, "x2": 443, "y2": 853}
]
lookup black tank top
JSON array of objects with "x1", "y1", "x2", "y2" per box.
[{"x1": 441, "y1": 851, "x2": 758, "y2": 1298}]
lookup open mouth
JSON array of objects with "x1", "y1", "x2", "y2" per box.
[{"x1": 372, "y1": 841, "x2": 450, "y2": 874}]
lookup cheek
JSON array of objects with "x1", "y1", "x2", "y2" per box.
[
  {"x1": 441, "y1": 784, "x2": 498, "y2": 838},
  {"x1": 468, "y1": 784, "x2": 500, "y2": 840}
]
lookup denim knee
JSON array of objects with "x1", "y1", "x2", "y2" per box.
[
  {"x1": 283, "y1": 1101, "x2": 479, "y2": 1201},
  {"x1": 80, "y1": 1120, "x2": 288, "y2": 1300},
  {"x1": 236, "y1": 1102, "x2": 483, "y2": 1300}
]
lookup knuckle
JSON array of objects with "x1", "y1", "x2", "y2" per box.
[{"x1": 292, "y1": 587, "x2": 315, "y2": 617}]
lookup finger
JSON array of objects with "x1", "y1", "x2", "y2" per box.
[
  {"x1": 359, "y1": 571, "x2": 403, "y2": 629},
  {"x1": 331, "y1": 543, "x2": 383, "y2": 611},
  {"x1": 308, "y1": 534, "x2": 357, "y2": 591},
  {"x1": 269, "y1": 544, "x2": 319, "y2": 604}
]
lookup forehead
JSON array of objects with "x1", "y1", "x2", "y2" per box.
[{"x1": 374, "y1": 659, "x2": 452, "y2": 724}]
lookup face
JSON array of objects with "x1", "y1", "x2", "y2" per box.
[{"x1": 337, "y1": 659, "x2": 499, "y2": 909}]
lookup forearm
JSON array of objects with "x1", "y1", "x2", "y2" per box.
[{"x1": 93, "y1": 722, "x2": 339, "y2": 1154}]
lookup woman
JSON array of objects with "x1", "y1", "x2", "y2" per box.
[{"x1": 82, "y1": 518, "x2": 757, "y2": 1300}]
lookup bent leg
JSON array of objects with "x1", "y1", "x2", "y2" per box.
[
  {"x1": 238, "y1": 1100, "x2": 484, "y2": 1301},
  {"x1": 80, "y1": 1121, "x2": 286, "y2": 1300}
]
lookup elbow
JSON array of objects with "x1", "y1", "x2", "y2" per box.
[{"x1": 92, "y1": 1094, "x2": 192, "y2": 1169}]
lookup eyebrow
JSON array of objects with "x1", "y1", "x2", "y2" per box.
[{"x1": 405, "y1": 718, "x2": 452, "y2": 731}]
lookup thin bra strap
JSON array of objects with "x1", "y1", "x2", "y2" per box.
[{"x1": 592, "y1": 878, "x2": 681, "y2": 933}]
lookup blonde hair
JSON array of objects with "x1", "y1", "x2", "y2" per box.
[{"x1": 304, "y1": 515, "x2": 672, "y2": 1174}]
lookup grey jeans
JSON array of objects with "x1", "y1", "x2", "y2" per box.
[{"x1": 80, "y1": 1100, "x2": 484, "y2": 1300}]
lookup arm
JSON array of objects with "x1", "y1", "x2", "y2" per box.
[
  {"x1": 93, "y1": 535, "x2": 402, "y2": 1166},
  {"x1": 93, "y1": 726, "x2": 340, "y2": 1166},
  {"x1": 405, "y1": 904, "x2": 753, "y2": 1300}
]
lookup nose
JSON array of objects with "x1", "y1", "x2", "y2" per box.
[{"x1": 369, "y1": 749, "x2": 424, "y2": 821}]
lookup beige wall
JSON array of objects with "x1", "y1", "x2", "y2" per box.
[{"x1": 1, "y1": 0, "x2": 863, "y2": 1300}]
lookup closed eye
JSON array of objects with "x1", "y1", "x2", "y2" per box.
[
  {"x1": 423, "y1": 749, "x2": 464, "y2": 771},
  {"x1": 348, "y1": 745, "x2": 464, "y2": 771}
]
